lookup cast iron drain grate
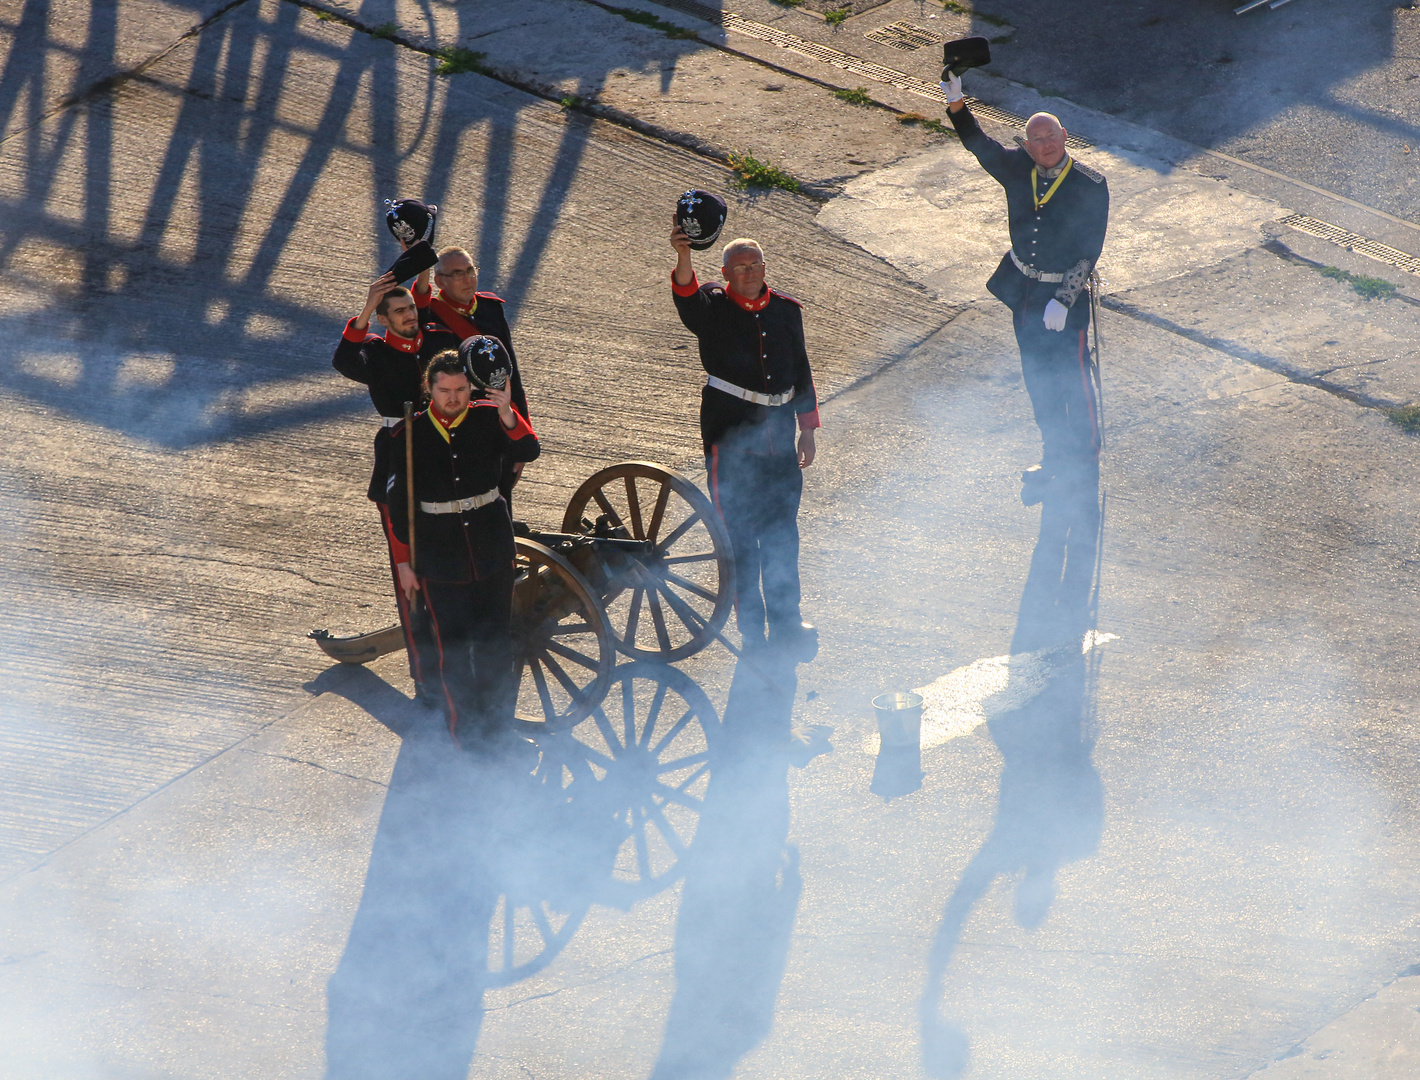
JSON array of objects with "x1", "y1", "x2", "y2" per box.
[
  {"x1": 864, "y1": 21, "x2": 942, "y2": 51},
  {"x1": 1281, "y1": 214, "x2": 1420, "y2": 277}
]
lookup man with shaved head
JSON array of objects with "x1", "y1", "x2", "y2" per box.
[{"x1": 943, "y1": 71, "x2": 1110, "y2": 499}]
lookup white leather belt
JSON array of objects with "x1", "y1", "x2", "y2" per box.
[
  {"x1": 1010, "y1": 249, "x2": 1065, "y2": 283},
  {"x1": 420, "y1": 487, "x2": 500, "y2": 514},
  {"x1": 381, "y1": 416, "x2": 402, "y2": 428},
  {"x1": 706, "y1": 375, "x2": 796, "y2": 408}
]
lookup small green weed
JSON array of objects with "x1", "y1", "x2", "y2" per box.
[
  {"x1": 824, "y1": 6, "x2": 850, "y2": 26},
  {"x1": 314, "y1": 9, "x2": 340, "y2": 21},
  {"x1": 898, "y1": 112, "x2": 952, "y2": 137},
  {"x1": 1319, "y1": 265, "x2": 1398, "y2": 301},
  {"x1": 370, "y1": 21, "x2": 398, "y2": 39},
  {"x1": 1387, "y1": 405, "x2": 1420, "y2": 435},
  {"x1": 607, "y1": 6, "x2": 700, "y2": 37},
  {"x1": 834, "y1": 86, "x2": 873, "y2": 106},
  {"x1": 727, "y1": 151, "x2": 802, "y2": 193},
  {"x1": 559, "y1": 94, "x2": 583, "y2": 110},
  {"x1": 434, "y1": 46, "x2": 487, "y2": 76},
  {"x1": 769, "y1": 0, "x2": 803, "y2": 6}
]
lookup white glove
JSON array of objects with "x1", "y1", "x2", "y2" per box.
[
  {"x1": 1043, "y1": 298, "x2": 1068, "y2": 332},
  {"x1": 940, "y1": 71, "x2": 963, "y2": 104}
]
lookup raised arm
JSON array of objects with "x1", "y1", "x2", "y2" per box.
[
  {"x1": 942, "y1": 74, "x2": 1015, "y2": 185},
  {"x1": 670, "y1": 217, "x2": 713, "y2": 335}
]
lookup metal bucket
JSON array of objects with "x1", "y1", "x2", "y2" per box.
[{"x1": 872, "y1": 691, "x2": 923, "y2": 749}]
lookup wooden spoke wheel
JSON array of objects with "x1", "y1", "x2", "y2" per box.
[
  {"x1": 512, "y1": 538, "x2": 614, "y2": 733},
  {"x1": 534, "y1": 661, "x2": 719, "y2": 905},
  {"x1": 561, "y1": 462, "x2": 734, "y2": 662}
]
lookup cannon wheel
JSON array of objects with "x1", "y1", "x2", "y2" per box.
[
  {"x1": 486, "y1": 662, "x2": 718, "y2": 985},
  {"x1": 513, "y1": 538, "x2": 615, "y2": 733},
  {"x1": 561, "y1": 462, "x2": 734, "y2": 662},
  {"x1": 534, "y1": 661, "x2": 719, "y2": 905}
]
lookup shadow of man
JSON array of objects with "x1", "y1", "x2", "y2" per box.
[
  {"x1": 322, "y1": 656, "x2": 735, "y2": 1079},
  {"x1": 649, "y1": 649, "x2": 803, "y2": 1080},
  {"x1": 324, "y1": 714, "x2": 509, "y2": 1080},
  {"x1": 919, "y1": 462, "x2": 1107, "y2": 1079}
]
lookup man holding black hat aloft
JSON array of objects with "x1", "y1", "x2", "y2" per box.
[
  {"x1": 412, "y1": 246, "x2": 530, "y2": 506},
  {"x1": 670, "y1": 221, "x2": 820, "y2": 660},
  {"x1": 941, "y1": 65, "x2": 1109, "y2": 498},
  {"x1": 333, "y1": 272, "x2": 461, "y2": 698},
  {"x1": 387, "y1": 340, "x2": 539, "y2": 749}
]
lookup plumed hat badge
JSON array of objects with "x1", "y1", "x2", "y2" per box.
[
  {"x1": 384, "y1": 198, "x2": 438, "y2": 246},
  {"x1": 382, "y1": 198, "x2": 439, "y2": 283},
  {"x1": 675, "y1": 189, "x2": 728, "y2": 252},
  {"x1": 459, "y1": 335, "x2": 511, "y2": 392}
]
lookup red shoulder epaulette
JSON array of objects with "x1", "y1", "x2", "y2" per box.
[{"x1": 475, "y1": 291, "x2": 505, "y2": 304}]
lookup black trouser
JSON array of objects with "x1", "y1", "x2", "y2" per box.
[
  {"x1": 1013, "y1": 310, "x2": 1100, "y2": 472},
  {"x1": 379, "y1": 502, "x2": 434, "y2": 688},
  {"x1": 420, "y1": 564, "x2": 516, "y2": 747},
  {"x1": 708, "y1": 447, "x2": 803, "y2": 641}
]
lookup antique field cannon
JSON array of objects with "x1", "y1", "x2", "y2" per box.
[{"x1": 310, "y1": 461, "x2": 735, "y2": 730}]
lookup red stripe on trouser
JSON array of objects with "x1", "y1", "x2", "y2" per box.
[
  {"x1": 379, "y1": 503, "x2": 427, "y2": 684},
  {"x1": 708, "y1": 446, "x2": 737, "y2": 618},
  {"x1": 419, "y1": 591, "x2": 463, "y2": 744},
  {"x1": 1076, "y1": 328, "x2": 1100, "y2": 459}
]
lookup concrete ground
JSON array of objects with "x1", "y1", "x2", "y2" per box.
[{"x1": 1, "y1": 0, "x2": 1419, "y2": 1077}]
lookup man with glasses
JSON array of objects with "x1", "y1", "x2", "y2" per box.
[
  {"x1": 670, "y1": 226, "x2": 821, "y2": 661},
  {"x1": 942, "y1": 71, "x2": 1110, "y2": 500},
  {"x1": 413, "y1": 246, "x2": 530, "y2": 504}
]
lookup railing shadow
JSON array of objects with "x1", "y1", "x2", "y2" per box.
[
  {"x1": 918, "y1": 464, "x2": 1107, "y2": 1079},
  {"x1": 0, "y1": 0, "x2": 703, "y2": 446}
]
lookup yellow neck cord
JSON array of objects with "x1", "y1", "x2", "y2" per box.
[{"x1": 1032, "y1": 158, "x2": 1073, "y2": 211}]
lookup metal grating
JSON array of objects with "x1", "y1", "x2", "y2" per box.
[
  {"x1": 643, "y1": 0, "x2": 1093, "y2": 148},
  {"x1": 864, "y1": 21, "x2": 943, "y2": 51},
  {"x1": 1281, "y1": 214, "x2": 1420, "y2": 277}
]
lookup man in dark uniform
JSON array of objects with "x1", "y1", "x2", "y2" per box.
[
  {"x1": 412, "y1": 246, "x2": 530, "y2": 506},
  {"x1": 387, "y1": 343, "x2": 540, "y2": 748},
  {"x1": 943, "y1": 70, "x2": 1109, "y2": 497},
  {"x1": 670, "y1": 227, "x2": 820, "y2": 659},
  {"x1": 333, "y1": 272, "x2": 461, "y2": 696}
]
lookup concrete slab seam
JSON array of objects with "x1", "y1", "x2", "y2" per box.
[
  {"x1": 287, "y1": 0, "x2": 785, "y2": 193},
  {"x1": 0, "y1": 680, "x2": 350, "y2": 888},
  {"x1": 638, "y1": 0, "x2": 1420, "y2": 246},
  {"x1": 0, "y1": 0, "x2": 256, "y2": 150},
  {"x1": 1101, "y1": 292, "x2": 1407, "y2": 414}
]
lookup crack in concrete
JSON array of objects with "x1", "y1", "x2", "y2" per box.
[
  {"x1": 1102, "y1": 292, "x2": 1403, "y2": 414},
  {"x1": 33, "y1": 547, "x2": 345, "y2": 589},
  {"x1": 237, "y1": 748, "x2": 390, "y2": 788},
  {"x1": 0, "y1": 0, "x2": 255, "y2": 149},
  {"x1": 487, "y1": 947, "x2": 672, "y2": 1010}
]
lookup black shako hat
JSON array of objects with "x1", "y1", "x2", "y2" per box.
[
  {"x1": 675, "y1": 189, "x2": 727, "y2": 252},
  {"x1": 458, "y1": 335, "x2": 512, "y2": 392},
  {"x1": 384, "y1": 198, "x2": 438, "y2": 246},
  {"x1": 941, "y1": 36, "x2": 991, "y2": 79},
  {"x1": 385, "y1": 239, "x2": 438, "y2": 285}
]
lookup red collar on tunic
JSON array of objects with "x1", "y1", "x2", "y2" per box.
[
  {"x1": 382, "y1": 328, "x2": 422, "y2": 354},
  {"x1": 727, "y1": 284, "x2": 771, "y2": 313}
]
